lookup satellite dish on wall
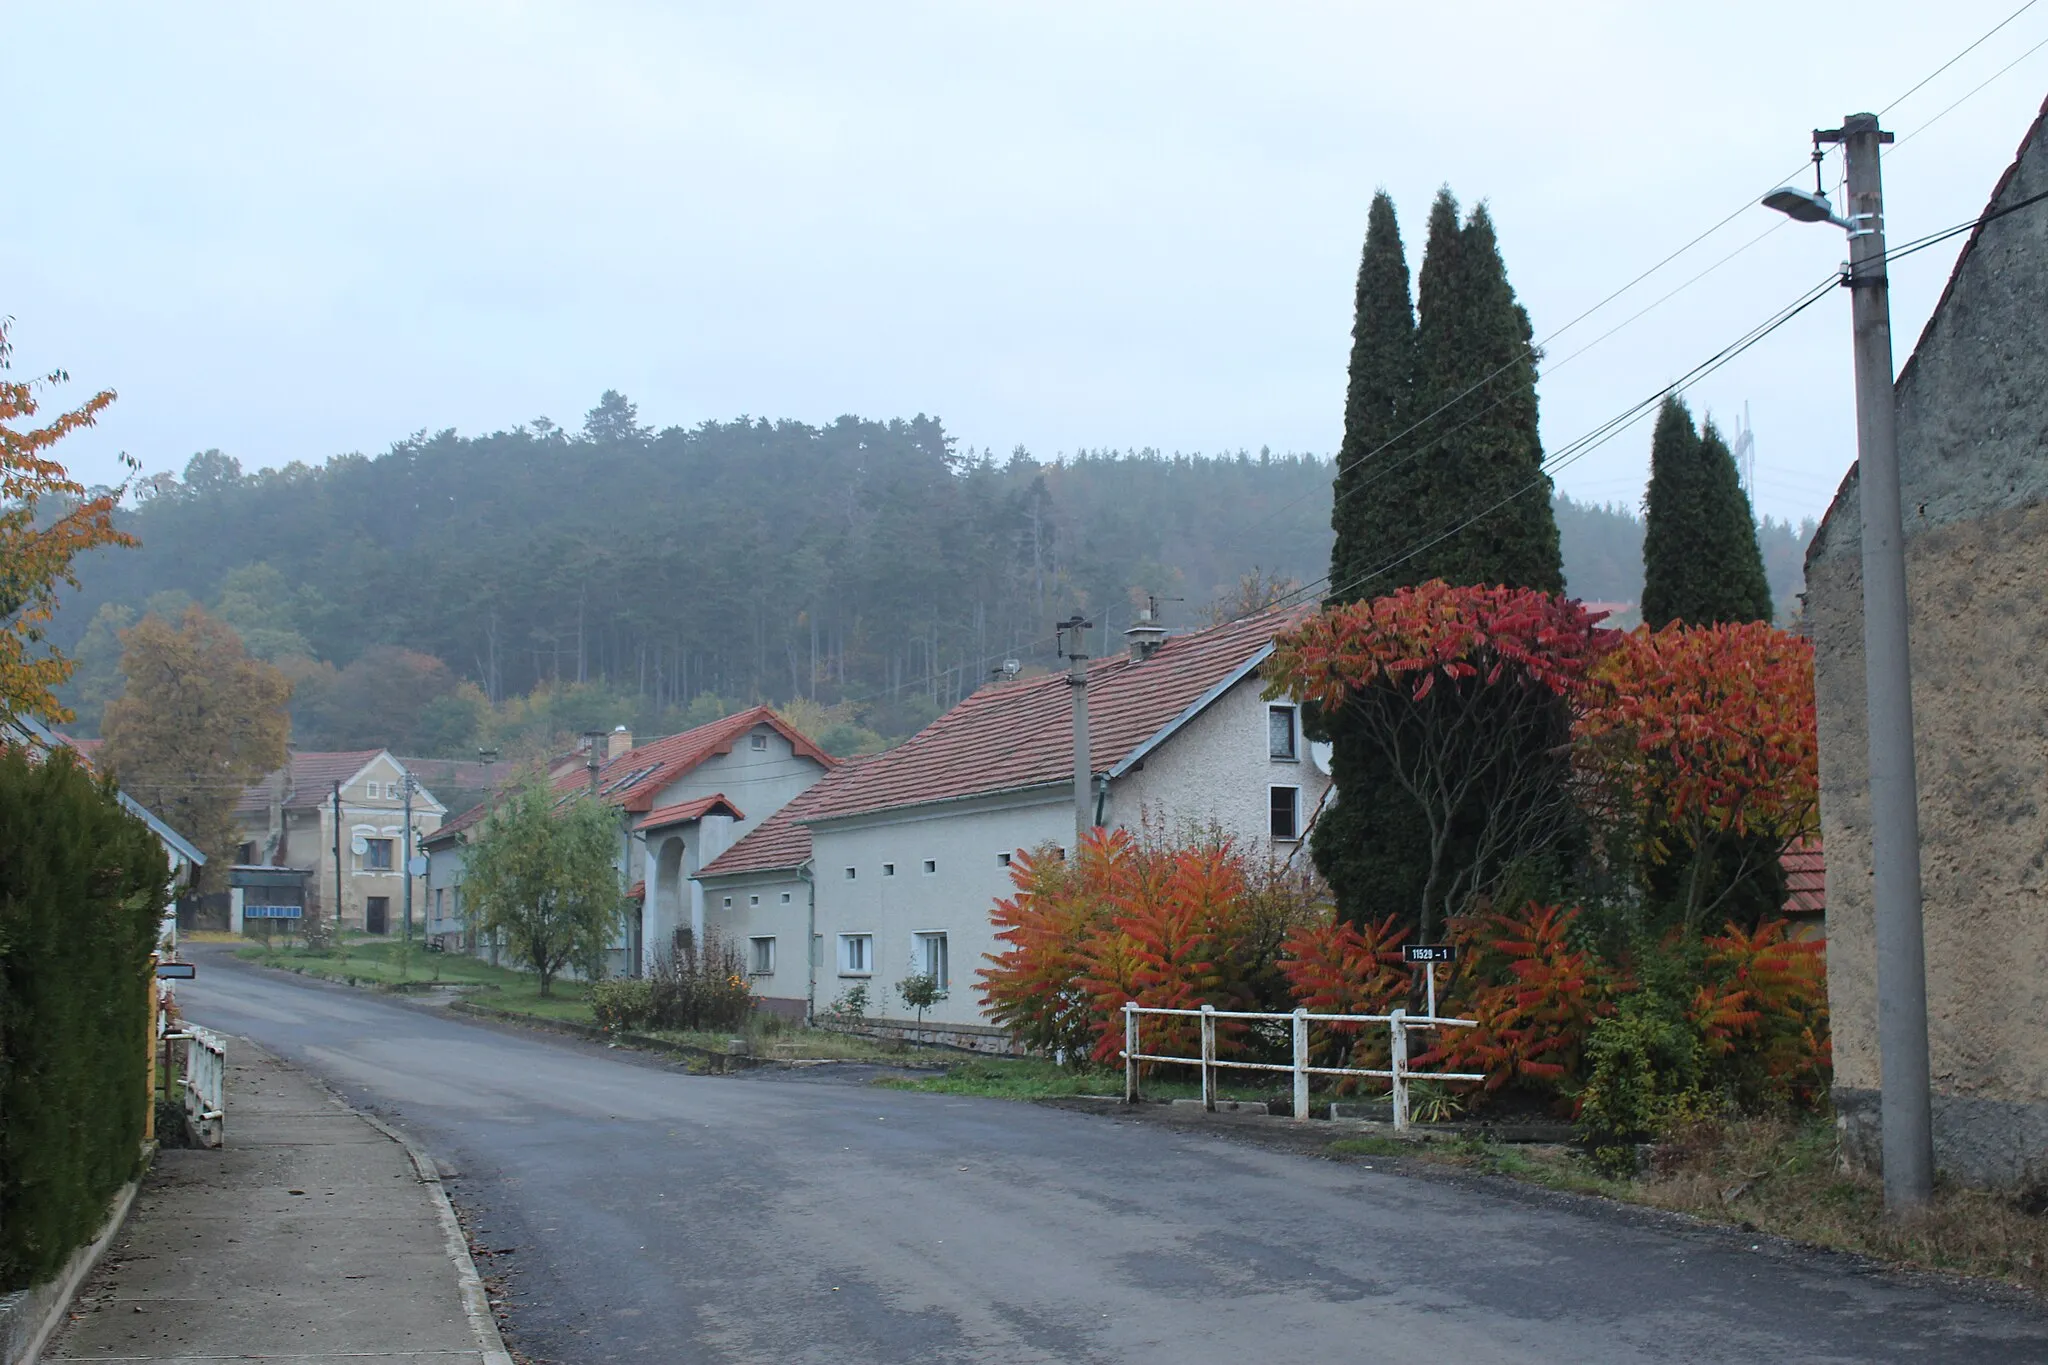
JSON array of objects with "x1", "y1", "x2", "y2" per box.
[
  {"x1": 1309, "y1": 741, "x2": 1334, "y2": 775},
  {"x1": 350, "y1": 836, "x2": 369, "y2": 855}
]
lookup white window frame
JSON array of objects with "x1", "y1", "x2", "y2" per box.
[
  {"x1": 721, "y1": 895, "x2": 733, "y2": 908},
  {"x1": 914, "y1": 931, "x2": 950, "y2": 992},
  {"x1": 838, "y1": 933, "x2": 873, "y2": 976},
  {"x1": 780, "y1": 891, "x2": 792, "y2": 904},
  {"x1": 1268, "y1": 704, "x2": 1300, "y2": 762},
  {"x1": 365, "y1": 781, "x2": 381, "y2": 799},
  {"x1": 748, "y1": 893, "x2": 760, "y2": 906},
  {"x1": 364, "y1": 837, "x2": 395, "y2": 871},
  {"x1": 1269, "y1": 784, "x2": 1302, "y2": 841},
  {"x1": 750, "y1": 732, "x2": 769, "y2": 752},
  {"x1": 750, "y1": 936, "x2": 776, "y2": 975}
]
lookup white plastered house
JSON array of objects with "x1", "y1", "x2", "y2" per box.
[{"x1": 695, "y1": 606, "x2": 1332, "y2": 1044}]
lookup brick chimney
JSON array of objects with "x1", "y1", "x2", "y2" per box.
[{"x1": 608, "y1": 725, "x2": 633, "y2": 760}]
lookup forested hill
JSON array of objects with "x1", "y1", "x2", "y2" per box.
[
  {"x1": 54, "y1": 400, "x2": 1812, "y2": 752},
  {"x1": 57, "y1": 409, "x2": 1337, "y2": 740}
]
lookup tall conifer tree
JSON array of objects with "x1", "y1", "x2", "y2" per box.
[
  {"x1": 1328, "y1": 191, "x2": 1417, "y2": 600},
  {"x1": 1314, "y1": 189, "x2": 1566, "y2": 929},
  {"x1": 1409, "y1": 194, "x2": 1562, "y2": 592},
  {"x1": 1640, "y1": 397, "x2": 1774, "y2": 629}
]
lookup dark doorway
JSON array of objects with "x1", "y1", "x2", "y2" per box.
[{"x1": 366, "y1": 897, "x2": 390, "y2": 935}]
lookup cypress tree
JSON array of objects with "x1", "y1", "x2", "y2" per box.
[
  {"x1": 1313, "y1": 189, "x2": 1566, "y2": 930},
  {"x1": 1640, "y1": 397, "x2": 1774, "y2": 629},
  {"x1": 1638, "y1": 398, "x2": 1780, "y2": 927},
  {"x1": 1408, "y1": 193, "x2": 1562, "y2": 592},
  {"x1": 1328, "y1": 190, "x2": 1418, "y2": 602}
]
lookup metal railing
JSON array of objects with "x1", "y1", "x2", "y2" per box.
[
  {"x1": 174, "y1": 1023, "x2": 226, "y2": 1149},
  {"x1": 1120, "y1": 1001, "x2": 1483, "y2": 1129}
]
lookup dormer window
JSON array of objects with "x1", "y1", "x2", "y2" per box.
[{"x1": 750, "y1": 733, "x2": 769, "y2": 752}]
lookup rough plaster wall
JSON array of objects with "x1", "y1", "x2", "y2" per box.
[
  {"x1": 1111, "y1": 677, "x2": 1332, "y2": 859},
  {"x1": 1807, "y1": 112, "x2": 2048, "y2": 1180}
]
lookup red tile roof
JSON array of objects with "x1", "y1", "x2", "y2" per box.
[
  {"x1": 791, "y1": 606, "x2": 1309, "y2": 825},
  {"x1": 235, "y1": 750, "x2": 386, "y2": 816},
  {"x1": 432, "y1": 706, "x2": 832, "y2": 842},
  {"x1": 696, "y1": 767, "x2": 859, "y2": 878},
  {"x1": 1782, "y1": 836, "x2": 1824, "y2": 916},
  {"x1": 636, "y1": 794, "x2": 744, "y2": 831}
]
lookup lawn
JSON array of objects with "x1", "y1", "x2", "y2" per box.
[{"x1": 236, "y1": 939, "x2": 938, "y2": 1058}]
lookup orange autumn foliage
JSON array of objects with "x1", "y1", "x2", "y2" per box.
[{"x1": 0, "y1": 320, "x2": 135, "y2": 723}]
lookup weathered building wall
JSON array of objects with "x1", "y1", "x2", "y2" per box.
[{"x1": 1808, "y1": 99, "x2": 2048, "y2": 1185}]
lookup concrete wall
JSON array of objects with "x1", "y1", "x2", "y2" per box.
[
  {"x1": 808, "y1": 791, "x2": 1073, "y2": 1028},
  {"x1": 1806, "y1": 108, "x2": 2048, "y2": 1185},
  {"x1": 700, "y1": 871, "x2": 812, "y2": 1016},
  {"x1": 1109, "y1": 674, "x2": 1332, "y2": 857}
]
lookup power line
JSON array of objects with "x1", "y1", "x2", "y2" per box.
[
  {"x1": 1890, "y1": 29, "x2": 2048, "y2": 153},
  {"x1": 1879, "y1": 0, "x2": 2040, "y2": 115}
]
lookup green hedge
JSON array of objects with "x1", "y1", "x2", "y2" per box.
[{"x1": 0, "y1": 745, "x2": 169, "y2": 1291}]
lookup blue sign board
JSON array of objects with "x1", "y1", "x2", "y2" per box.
[{"x1": 245, "y1": 904, "x2": 303, "y2": 919}]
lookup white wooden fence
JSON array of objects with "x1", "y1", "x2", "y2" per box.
[{"x1": 1120, "y1": 1001, "x2": 1483, "y2": 1129}]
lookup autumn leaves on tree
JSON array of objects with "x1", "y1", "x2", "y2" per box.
[{"x1": 0, "y1": 320, "x2": 135, "y2": 723}]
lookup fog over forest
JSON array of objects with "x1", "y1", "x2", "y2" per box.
[{"x1": 52, "y1": 393, "x2": 1814, "y2": 755}]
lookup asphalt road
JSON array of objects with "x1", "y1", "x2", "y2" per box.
[{"x1": 179, "y1": 948, "x2": 2048, "y2": 1364}]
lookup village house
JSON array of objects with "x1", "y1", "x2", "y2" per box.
[
  {"x1": 696, "y1": 606, "x2": 1331, "y2": 1044},
  {"x1": 422, "y1": 707, "x2": 836, "y2": 976},
  {"x1": 233, "y1": 750, "x2": 446, "y2": 935},
  {"x1": 1807, "y1": 94, "x2": 2048, "y2": 1185}
]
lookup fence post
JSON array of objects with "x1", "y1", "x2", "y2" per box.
[
  {"x1": 1200, "y1": 1004, "x2": 1216, "y2": 1112},
  {"x1": 1291, "y1": 1007, "x2": 1310, "y2": 1121},
  {"x1": 1390, "y1": 1007, "x2": 1408, "y2": 1131},
  {"x1": 1124, "y1": 1001, "x2": 1139, "y2": 1104}
]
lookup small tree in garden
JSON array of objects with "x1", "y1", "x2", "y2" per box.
[
  {"x1": 1267, "y1": 580, "x2": 1610, "y2": 941},
  {"x1": 896, "y1": 971, "x2": 943, "y2": 1028},
  {"x1": 1577, "y1": 621, "x2": 1819, "y2": 934},
  {"x1": 463, "y1": 775, "x2": 623, "y2": 996}
]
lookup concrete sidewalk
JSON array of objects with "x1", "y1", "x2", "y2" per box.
[{"x1": 46, "y1": 1040, "x2": 508, "y2": 1364}]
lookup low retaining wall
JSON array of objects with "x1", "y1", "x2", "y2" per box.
[
  {"x1": 0, "y1": 1148, "x2": 149, "y2": 1365},
  {"x1": 1835, "y1": 1085, "x2": 2048, "y2": 1189},
  {"x1": 817, "y1": 1014, "x2": 1026, "y2": 1056},
  {"x1": 446, "y1": 1001, "x2": 773, "y2": 1074}
]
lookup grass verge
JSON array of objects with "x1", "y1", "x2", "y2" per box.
[{"x1": 1384, "y1": 1113, "x2": 2048, "y2": 1295}]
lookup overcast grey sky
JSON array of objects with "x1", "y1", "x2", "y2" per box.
[{"x1": 8, "y1": 2, "x2": 2046, "y2": 526}]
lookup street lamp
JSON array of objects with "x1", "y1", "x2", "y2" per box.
[{"x1": 1764, "y1": 112, "x2": 1933, "y2": 1212}]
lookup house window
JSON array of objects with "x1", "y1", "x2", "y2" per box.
[
  {"x1": 914, "y1": 931, "x2": 950, "y2": 990},
  {"x1": 434, "y1": 888, "x2": 444, "y2": 917},
  {"x1": 365, "y1": 838, "x2": 395, "y2": 871},
  {"x1": 749, "y1": 894, "x2": 760, "y2": 906},
  {"x1": 237, "y1": 841, "x2": 257, "y2": 864},
  {"x1": 750, "y1": 936, "x2": 776, "y2": 975},
  {"x1": 365, "y1": 781, "x2": 379, "y2": 799},
  {"x1": 883, "y1": 863, "x2": 896, "y2": 877},
  {"x1": 839, "y1": 933, "x2": 873, "y2": 975},
  {"x1": 844, "y1": 867, "x2": 857, "y2": 880},
  {"x1": 1269, "y1": 705, "x2": 1299, "y2": 762},
  {"x1": 722, "y1": 896, "x2": 733, "y2": 908},
  {"x1": 780, "y1": 891, "x2": 792, "y2": 904},
  {"x1": 750, "y1": 733, "x2": 768, "y2": 751},
  {"x1": 1269, "y1": 786, "x2": 1300, "y2": 841},
  {"x1": 922, "y1": 859, "x2": 936, "y2": 875},
  {"x1": 997, "y1": 852, "x2": 1012, "y2": 867}
]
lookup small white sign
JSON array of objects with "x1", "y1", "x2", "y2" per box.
[{"x1": 407, "y1": 855, "x2": 428, "y2": 877}]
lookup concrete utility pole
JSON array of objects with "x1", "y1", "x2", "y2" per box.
[
  {"x1": 1059, "y1": 615, "x2": 1094, "y2": 839},
  {"x1": 331, "y1": 781, "x2": 344, "y2": 939},
  {"x1": 1818, "y1": 112, "x2": 1934, "y2": 1209},
  {"x1": 402, "y1": 773, "x2": 415, "y2": 945}
]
